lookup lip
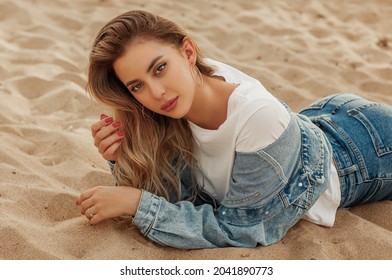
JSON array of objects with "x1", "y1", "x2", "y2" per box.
[{"x1": 160, "y1": 97, "x2": 178, "y2": 112}]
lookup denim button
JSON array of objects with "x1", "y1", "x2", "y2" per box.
[
  {"x1": 265, "y1": 211, "x2": 269, "y2": 215},
  {"x1": 222, "y1": 211, "x2": 226, "y2": 215},
  {"x1": 298, "y1": 182, "x2": 303, "y2": 187}
]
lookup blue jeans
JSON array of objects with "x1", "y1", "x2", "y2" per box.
[{"x1": 300, "y1": 94, "x2": 392, "y2": 208}]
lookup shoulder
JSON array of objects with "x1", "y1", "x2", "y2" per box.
[
  {"x1": 205, "y1": 58, "x2": 292, "y2": 151},
  {"x1": 230, "y1": 87, "x2": 291, "y2": 152},
  {"x1": 206, "y1": 58, "x2": 261, "y2": 85}
]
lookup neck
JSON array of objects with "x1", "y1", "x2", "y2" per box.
[{"x1": 185, "y1": 75, "x2": 238, "y2": 130}]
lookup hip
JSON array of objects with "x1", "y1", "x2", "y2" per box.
[{"x1": 299, "y1": 93, "x2": 392, "y2": 207}]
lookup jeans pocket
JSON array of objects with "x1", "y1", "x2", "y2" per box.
[{"x1": 348, "y1": 103, "x2": 392, "y2": 156}]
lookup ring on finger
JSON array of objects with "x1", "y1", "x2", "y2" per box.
[{"x1": 87, "y1": 209, "x2": 94, "y2": 219}]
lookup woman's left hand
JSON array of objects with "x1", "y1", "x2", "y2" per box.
[{"x1": 76, "y1": 186, "x2": 142, "y2": 225}]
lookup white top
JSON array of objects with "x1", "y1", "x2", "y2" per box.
[{"x1": 189, "y1": 58, "x2": 341, "y2": 227}]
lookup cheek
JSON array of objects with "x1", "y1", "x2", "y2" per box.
[
  {"x1": 134, "y1": 95, "x2": 151, "y2": 108},
  {"x1": 174, "y1": 66, "x2": 193, "y2": 87}
]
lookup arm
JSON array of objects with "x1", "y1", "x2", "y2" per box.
[
  {"x1": 132, "y1": 149, "x2": 295, "y2": 249},
  {"x1": 91, "y1": 103, "x2": 309, "y2": 248},
  {"x1": 133, "y1": 184, "x2": 265, "y2": 249},
  {"x1": 132, "y1": 102, "x2": 299, "y2": 249}
]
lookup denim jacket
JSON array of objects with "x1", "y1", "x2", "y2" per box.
[{"x1": 126, "y1": 111, "x2": 333, "y2": 249}]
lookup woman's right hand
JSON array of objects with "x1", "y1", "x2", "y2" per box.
[{"x1": 91, "y1": 114, "x2": 125, "y2": 161}]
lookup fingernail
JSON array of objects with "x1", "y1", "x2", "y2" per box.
[
  {"x1": 105, "y1": 117, "x2": 113, "y2": 124},
  {"x1": 100, "y1": 114, "x2": 107, "y2": 119},
  {"x1": 117, "y1": 131, "x2": 125, "y2": 137},
  {"x1": 112, "y1": 122, "x2": 121, "y2": 128}
]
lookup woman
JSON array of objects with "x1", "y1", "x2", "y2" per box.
[{"x1": 76, "y1": 10, "x2": 392, "y2": 249}]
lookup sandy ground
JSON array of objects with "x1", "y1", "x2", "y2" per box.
[{"x1": 1, "y1": 0, "x2": 391, "y2": 259}]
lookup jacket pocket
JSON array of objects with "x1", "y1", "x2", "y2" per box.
[{"x1": 219, "y1": 172, "x2": 311, "y2": 226}]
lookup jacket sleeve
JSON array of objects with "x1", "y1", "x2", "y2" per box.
[
  {"x1": 131, "y1": 116, "x2": 329, "y2": 249},
  {"x1": 109, "y1": 160, "x2": 265, "y2": 248},
  {"x1": 131, "y1": 147, "x2": 308, "y2": 249},
  {"x1": 132, "y1": 190, "x2": 267, "y2": 249},
  {"x1": 112, "y1": 114, "x2": 325, "y2": 249}
]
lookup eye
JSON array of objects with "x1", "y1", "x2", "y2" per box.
[
  {"x1": 130, "y1": 82, "x2": 143, "y2": 93},
  {"x1": 155, "y1": 63, "x2": 166, "y2": 75}
]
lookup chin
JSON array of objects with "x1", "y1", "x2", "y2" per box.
[
  {"x1": 167, "y1": 112, "x2": 186, "y2": 120},
  {"x1": 166, "y1": 108, "x2": 188, "y2": 120}
]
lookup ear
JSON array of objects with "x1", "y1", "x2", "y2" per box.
[{"x1": 180, "y1": 37, "x2": 197, "y2": 65}]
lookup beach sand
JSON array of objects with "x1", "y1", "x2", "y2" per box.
[{"x1": 1, "y1": 0, "x2": 391, "y2": 260}]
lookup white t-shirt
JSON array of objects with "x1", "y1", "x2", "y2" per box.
[{"x1": 189, "y1": 59, "x2": 341, "y2": 227}]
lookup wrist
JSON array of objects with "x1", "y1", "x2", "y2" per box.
[{"x1": 128, "y1": 188, "x2": 142, "y2": 216}]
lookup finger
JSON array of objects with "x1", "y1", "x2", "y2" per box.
[
  {"x1": 80, "y1": 197, "x2": 95, "y2": 215},
  {"x1": 76, "y1": 188, "x2": 95, "y2": 207},
  {"x1": 98, "y1": 130, "x2": 125, "y2": 155},
  {"x1": 91, "y1": 116, "x2": 113, "y2": 138},
  {"x1": 85, "y1": 208, "x2": 96, "y2": 220},
  {"x1": 102, "y1": 140, "x2": 123, "y2": 161},
  {"x1": 89, "y1": 212, "x2": 103, "y2": 225},
  {"x1": 94, "y1": 121, "x2": 122, "y2": 148}
]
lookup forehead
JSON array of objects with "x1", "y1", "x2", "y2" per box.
[
  {"x1": 125, "y1": 38, "x2": 180, "y2": 61},
  {"x1": 113, "y1": 38, "x2": 178, "y2": 78}
]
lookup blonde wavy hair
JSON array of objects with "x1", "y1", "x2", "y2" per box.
[{"x1": 87, "y1": 10, "x2": 215, "y2": 201}]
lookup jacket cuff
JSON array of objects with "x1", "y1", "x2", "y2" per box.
[{"x1": 132, "y1": 190, "x2": 160, "y2": 235}]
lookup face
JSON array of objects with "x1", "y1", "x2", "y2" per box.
[{"x1": 113, "y1": 38, "x2": 197, "y2": 119}]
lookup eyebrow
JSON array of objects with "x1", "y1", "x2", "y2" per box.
[{"x1": 125, "y1": 55, "x2": 163, "y2": 88}]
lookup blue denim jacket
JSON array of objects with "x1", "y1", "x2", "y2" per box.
[{"x1": 130, "y1": 111, "x2": 333, "y2": 249}]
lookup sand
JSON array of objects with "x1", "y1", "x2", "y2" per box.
[{"x1": 1, "y1": 0, "x2": 391, "y2": 260}]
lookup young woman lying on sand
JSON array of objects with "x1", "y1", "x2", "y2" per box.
[{"x1": 76, "y1": 10, "x2": 392, "y2": 249}]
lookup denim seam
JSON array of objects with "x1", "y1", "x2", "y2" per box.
[
  {"x1": 310, "y1": 125, "x2": 325, "y2": 179},
  {"x1": 224, "y1": 191, "x2": 262, "y2": 206},
  {"x1": 299, "y1": 120, "x2": 326, "y2": 182},
  {"x1": 321, "y1": 116, "x2": 369, "y2": 180},
  {"x1": 133, "y1": 191, "x2": 160, "y2": 236},
  {"x1": 256, "y1": 150, "x2": 288, "y2": 184},
  {"x1": 349, "y1": 105, "x2": 392, "y2": 156},
  {"x1": 301, "y1": 94, "x2": 338, "y2": 110},
  {"x1": 331, "y1": 96, "x2": 359, "y2": 115},
  {"x1": 363, "y1": 179, "x2": 383, "y2": 204}
]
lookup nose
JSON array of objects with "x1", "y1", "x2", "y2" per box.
[{"x1": 150, "y1": 81, "x2": 166, "y2": 99}]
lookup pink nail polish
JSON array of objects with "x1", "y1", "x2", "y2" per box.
[
  {"x1": 112, "y1": 122, "x2": 121, "y2": 128},
  {"x1": 100, "y1": 114, "x2": 107, "y2": 119},
  {"x1": 105, "y1": 117, "x2": 113, "y2": 124},
  {"x1": 117, "y1": 131, "x2": 125, "y2": 137}
]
